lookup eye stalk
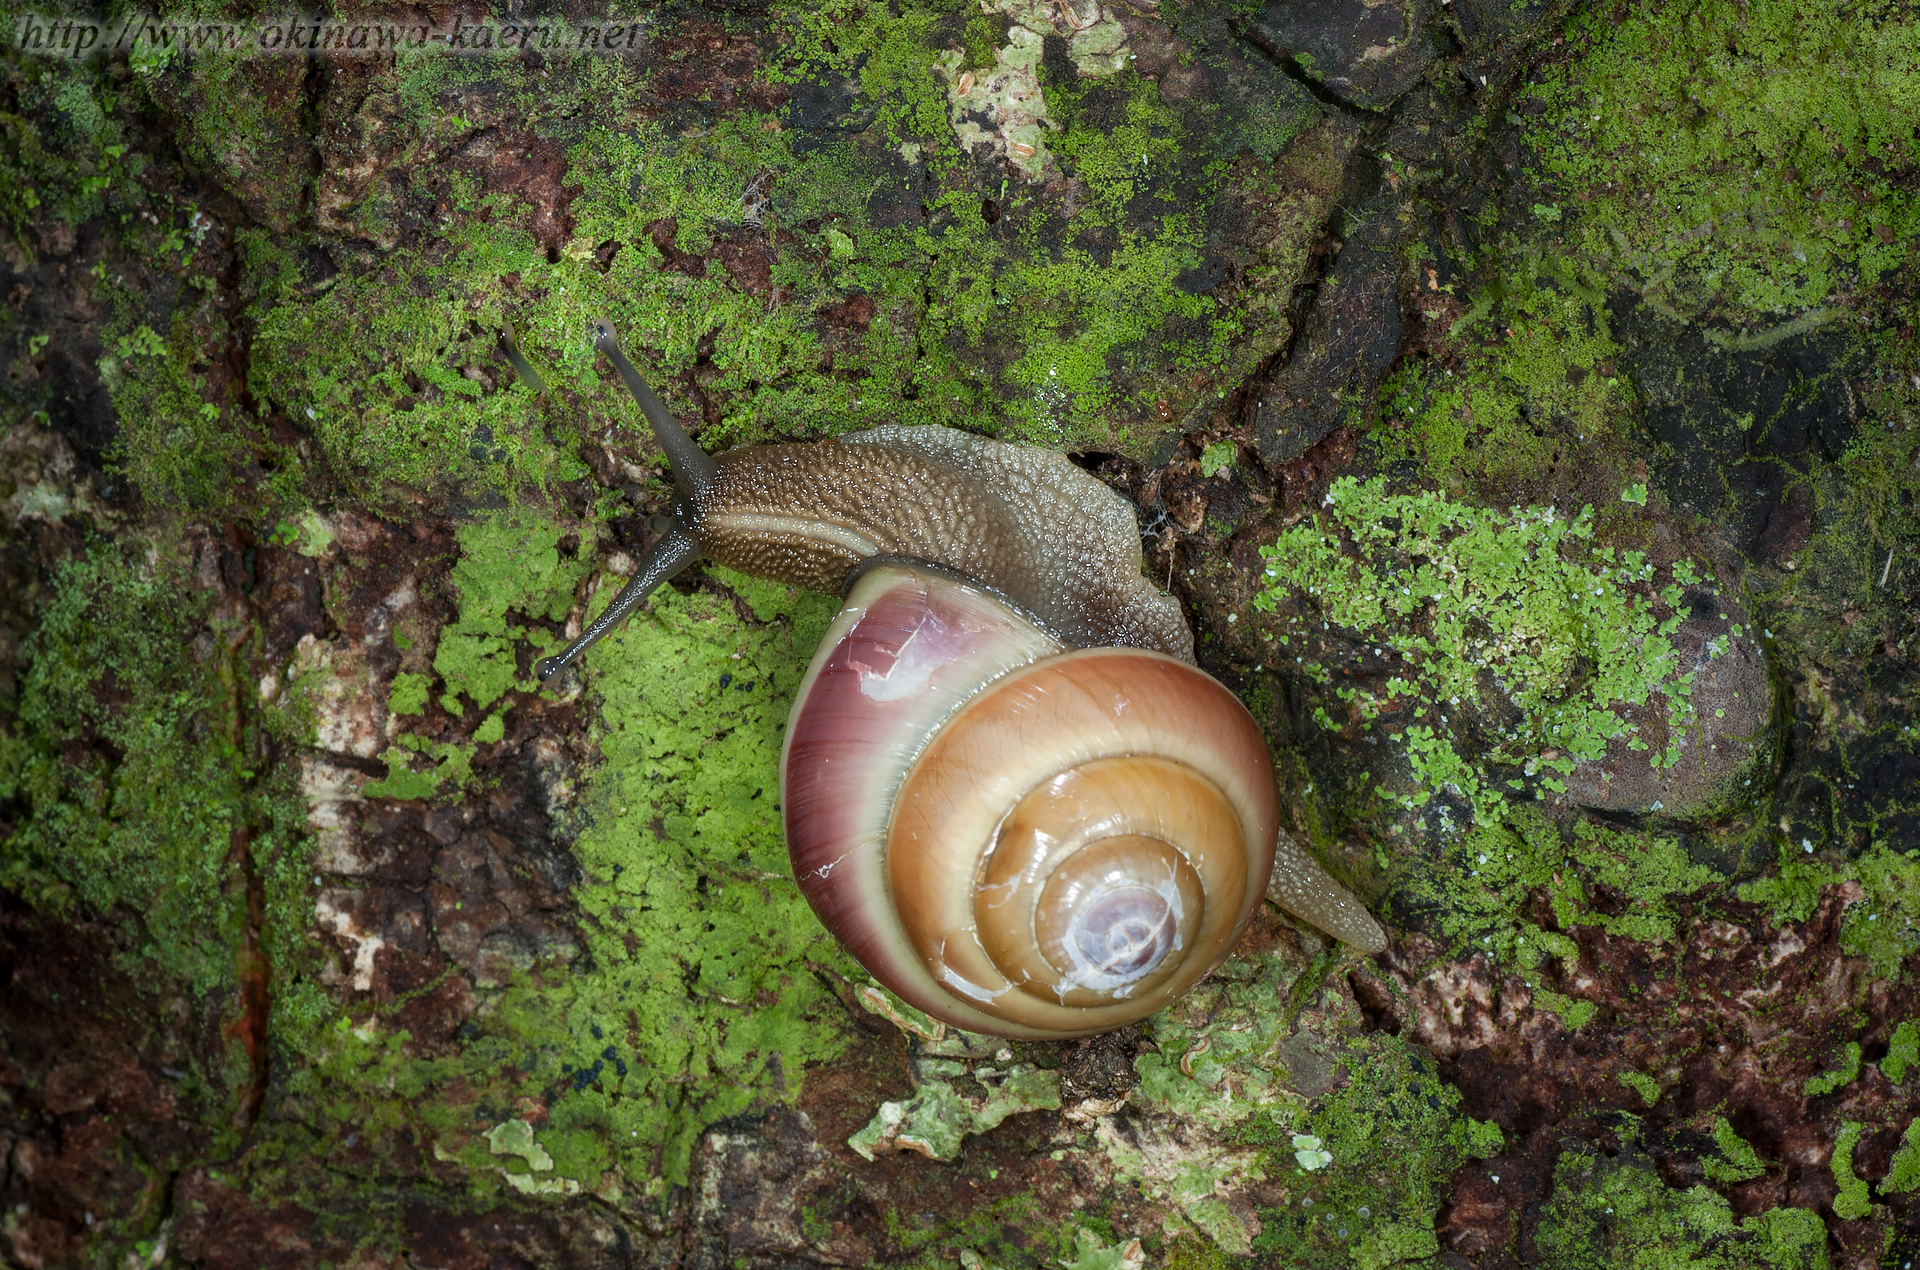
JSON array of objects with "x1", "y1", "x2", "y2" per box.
[
  {"x1": 588, "y1": 319, "x2": 719, "y2": 503},
  {"x1": 536, "y1": 320, "x2": 716, "y2": 682}
]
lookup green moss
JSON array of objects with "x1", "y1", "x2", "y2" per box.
[
  {"x1": 888, "y1": 1194, "x2": 1048, "y2": 1267},
  {"x1": 362, "y1": 733, "x2": 474, "y2": 800},
  {"x1": 219, "y1": 0, "x2": 1326, "y2": 485},
  {"x1": 247, "y1": 219, "x2": 587, "y2": 511},
  {"x1": 1537, "y1": 1144, "x2": 1829, "y2": 1269},
  {"x1": 1391, "y1": 805, "x2": 1740, "y2": 1028},
  {"x1": 1738, "y1": 843, "x2": 1920, "y2": 981},
  {"x1": 431, "y1": 511, "x2": 597, "y2": 714},
  {"x1": 1617, "y1": 1071, "x2": 1661, "y2": 1106},
  {"x1": 1736, "y1": 853, "x2": 1837, "y2": 925},
  {"x1": 0, "y1": 63, "x2": 132, "y2": 237},
  {"x1": 1829, "y1": 1121, "x2": 1871, "y2": 1220},
  {"x1": 1745, "y1": 1207, "x2": 1832, "y2": 1270},
  {"x1": 387, "y1": 671, "x2": 431, "y2": 718},
  {"x1": 2, "y1": 545, "x2": 246, "y2": 992},
  {"x1": 1372, "y1": 271, "x2": 1634, "y2": 495},
  {"x1": 0, "y1": 540, "x2": 321, "y2": 1185},
  {"x1": 1526, "y1": 0, "x2": 1920, "y2": 323},
  {"x1": 1884, "y1": 1020, "x2": 1918, "y2": 1084},
  {"x1": 259, "y1": 508, "x2": 853, "y2": 1202},
  {"x1": 1883, "y1": 1119, "x2": 1920, "y2": 1196},
  {"x1": 92, "y1": 240, "x2": 276, "y2": 517},
  {"x1": 580, "y1": 33, "x2": 1288, "y2": 449},
  {"x1": 1246, "y1": 1033, "x2": 1481, "y2": 1268},
  {"x1": 1703, "y1": 1118, "x2": 1766, "y2": 1185},
  {"x1": 499, "y1": 559, "x2": 853, "y2": 1189},
  {"x1": 1805, "y1": 1042, "x2": 1861, "y2": 1098},
  {"x1": 1256, "y1": 478, "x2": 1710, "y2": 822},
  {"x1": 157, "y1": 56, "x2": 312, "y2": 232},
  {"x1": 1198, "y1": 442, "x2": 1234, "y2": 478}
]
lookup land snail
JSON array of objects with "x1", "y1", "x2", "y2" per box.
[{"x1": 539, "y1": 319, "x2": 1386, "y2": 1039}]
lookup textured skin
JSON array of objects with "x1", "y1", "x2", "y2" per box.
[
  {"x1": 1266, "y1": 827, "x2": 1387, "y2": 953},
  {"x1": 701, "y1": 426, "x2": 1195, "y2": 661}
]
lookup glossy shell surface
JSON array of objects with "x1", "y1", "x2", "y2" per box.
[{"x1": 781, "y1": 564, "x2": 1279, "y2": 1037}]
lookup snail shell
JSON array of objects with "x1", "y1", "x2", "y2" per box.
[
  {"x1": 783, "y1": 562, "x2": 1277, "y2": 1037},
  {"x1": 536, "y1": 320, "x2": 1386, "y2": 1036}
]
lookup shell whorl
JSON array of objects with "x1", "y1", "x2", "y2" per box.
[{"x1": 782, "y1": 562, "x2": 1278, "y2": 1037}]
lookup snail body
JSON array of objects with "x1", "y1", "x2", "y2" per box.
[
  {"x1": 538, "y1": 322, "x2": 1190, "y2": 682},
  {"x1": 542, "y1": 320, "x2": 1385, "y2": 1037}
]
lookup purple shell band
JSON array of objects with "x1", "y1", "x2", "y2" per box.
[{"x1": 780, "y1": 564, "x2": 1065, "y2": 1035}]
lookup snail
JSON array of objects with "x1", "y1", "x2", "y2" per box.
[{"x1": 540, "y1": 319, "x2": 1385, "y2": 1037}]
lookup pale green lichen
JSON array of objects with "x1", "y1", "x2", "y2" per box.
[
  {"x1": 849, "y1": 1047, "x2": 1062, "y2": 1162},
  {"x1": 935, "y1": 28, "x2": 1055, "y2": 179},
  {"x1": 481, "y1": 1118, "x2": 580, "y2": 1195},
  {"x1": 845, "y1": 996, "x2": 1061, "y2": 1162},
  {"x1": 484, "y1": 1116, "x2": 553, "y2": 1169},
  {"x1": 962, "y1": 1227, "x2": 1145, "y2": 1270},
  {"x1": 1289, "y1": 1133, "x2": 1332, "y2": 1171},
  {"x1": 1256, "y1": 477, "x2": 1709, "y2": 822}
]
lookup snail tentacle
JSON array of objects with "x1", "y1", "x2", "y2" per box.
[
  {"x1": 591, "y1": 318, "x2": 719, "y2": 503},
  {"x1": 497, "y1": 321, "x2": 547, "y2": 399},
  {"x1": 536, "y1": 527, "x2": 702, "y2": 681},
  {"x1": 537, "y1": 319, "x2": 720, "y2": 680}
]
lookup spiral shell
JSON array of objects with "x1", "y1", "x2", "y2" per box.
[{"x1": 782, "y1": 562, "x2": 1279, "y2": 1037}]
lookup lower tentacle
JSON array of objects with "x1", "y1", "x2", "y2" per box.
[{"x1": 536, "y1": 528, "x2": 703, "y2": 680}]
